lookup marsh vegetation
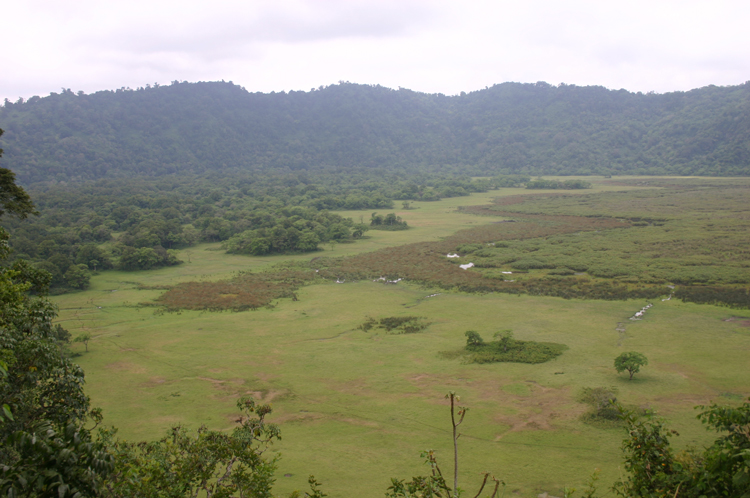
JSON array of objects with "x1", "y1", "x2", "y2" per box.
[{"x1": 30, "y1": 176, "x2": 749, "y2": 497}]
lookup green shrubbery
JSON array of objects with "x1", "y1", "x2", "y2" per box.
[
  {"x1": 359, "y1": 316, "x2": 429, "y2": 334},
  {"x1": 613, "y1": 400, "x2": 750, "y2": 497},
  {"x1": 525, "y1": 179, "x2": 592, "y2": 189},
  {"x1": 676, "y1": 285, "x2": 750, "y2": 308},
  {"x1": 448, "y1": 330, "x2": 567, "y2": 364},
  {"x1": 578, "y1": 387, "x2": 623, "y2": 427},
  {"x1": 369, "y1": 212, "x2": 409, "y2": 231}
]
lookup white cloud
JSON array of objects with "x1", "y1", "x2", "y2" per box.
[{"x1": 1, "y1": 0, "x2": 749, "y2": 101}]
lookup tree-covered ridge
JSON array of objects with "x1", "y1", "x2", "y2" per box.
[{"x1": 1, "y1": 80, "x2": 749, "y2": 184}]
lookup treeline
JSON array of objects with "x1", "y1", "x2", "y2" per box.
[
  {"x1": 525, "y1": 178, "x2": 591, "y2": 189},
  {"x1": 0, "y1": 171, "x2": 507, "y2": 290},
  {"x1": 1, "y1": 81, "x2": 749, "y2": 184}
]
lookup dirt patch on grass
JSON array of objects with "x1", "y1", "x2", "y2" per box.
[
  {"x1": 139, "y1": 376, "x2": 169, "y2": 388},
  {"x1": 483, "y1": 382, "x2": 581, "y2": 437},
  {"x1": 253, "y1": 371, "x2": 279, "y2": 382},
  {"x1": 402, "y1": 374, "x2": 580, "y2": 435},
  {"x1": 405, "y1": 373, "x2": 467, "y2": 390},
  {"x1": 199, "y1": 377, "x2": 254, "y2": 399},
  {"x1": 270, "y1": 411, "x2": 325, "y2": 425},
  {"x1": 245, "y1": 389, "x2": 290, "y2": 402},
  {"x1": 200, "y1": 378, "x2": 291, "y2": 403},
  {"x1": 263, "y1": 390, "x2": 289, "y2": 402},
  {"x1": 199, "y1": 376, "x2": 246, "y2": 388},
  {"x1": 723, "y1": 316, "x2": 750, "y2": 327}
]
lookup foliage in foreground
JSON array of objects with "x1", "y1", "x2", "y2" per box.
[
  {"x1": 100, "y1": 397, "x2": 295, "y2": 498},
  {"x1": 613, "y1": 401, "x2": 750, "y2": 498},
  {"x1": 0, "y1": 146, "x2": 113, "y2": 496},
  {"x1": 388, "y1": 393, "x2": 505, "y2": 498},
  {"x1": 0, "y1": 152, "x2": 323, "y2": 497},
  {"x1": 387, "y1": 393, "x2": 750, "y2": 498}
]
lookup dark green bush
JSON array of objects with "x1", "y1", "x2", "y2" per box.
[
  {"x1": 359, "y1": 316, "x2": 430, "y2": 334},
  {"x1": 579, "y1": 387, "x2": 622, "y2": 426},
  {"x1": 548, "y1": 268, "x2": 576, "y2": 276},
  {"x1": 455, "y1": 331, "x2": 567, "y2": 364}
]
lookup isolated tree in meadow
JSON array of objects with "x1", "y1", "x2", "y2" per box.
[
  {"x1": 614, "y1": 351, "x2": 648, "y2": 380},
  {"x1": 74, "y1": 332, "x2": 92, "y2": 352}
]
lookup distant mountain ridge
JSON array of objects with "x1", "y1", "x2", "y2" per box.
[{"x1": 1, "y1": 80, "x2": 749, "y2": 184}]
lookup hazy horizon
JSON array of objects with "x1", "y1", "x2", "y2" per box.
[{"x1": 4, "y1": 0, "x2": 749, "y2": 102}]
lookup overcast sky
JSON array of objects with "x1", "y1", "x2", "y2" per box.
[{"x1": 3, "y1": 0, "x2": 749, "y2": 101}]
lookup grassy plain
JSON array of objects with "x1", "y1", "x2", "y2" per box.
[{"x1": 53, "y1": 177, "x2": 750, "y2": 497}]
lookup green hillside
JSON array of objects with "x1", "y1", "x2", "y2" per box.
[{"x1": 1, "y1": 81, "x2": 749, "y2": 184}]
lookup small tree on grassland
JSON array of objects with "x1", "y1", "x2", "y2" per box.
[
  {"x1": 614, "y1": 351, "x2": 648, "y2": 380},
  {"x1": 74, "y1": 332, "x2": 92, "y2": 352}
]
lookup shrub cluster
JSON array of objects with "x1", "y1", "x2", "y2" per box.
[
  {"x1": 578, "y1": 387, "x2": 623, "y2": 427},
  {"x1": 369, "y1": 212, "x2": 409, "y2": 231},
  {"x1": 456, "y1": 330, "x2": 567, "y2": 364},
  {"x1": 525, "y1": 179, "x2": 592, "y2": 189},
  {"x1": 358, "y1": 316, "x2": 429, "y2": 334}
]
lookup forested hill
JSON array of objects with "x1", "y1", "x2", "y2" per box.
[{"x1": 1, "y1": 80, "x2": 749, "y2": 184}]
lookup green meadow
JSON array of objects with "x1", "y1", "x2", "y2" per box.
[{"x1": 53, "y1": 178, "x2": 750, "y2": 497}]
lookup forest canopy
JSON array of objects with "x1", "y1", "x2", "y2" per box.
[{"x1": 1, "y1": 80, "x2": 749, "y2": 184}]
